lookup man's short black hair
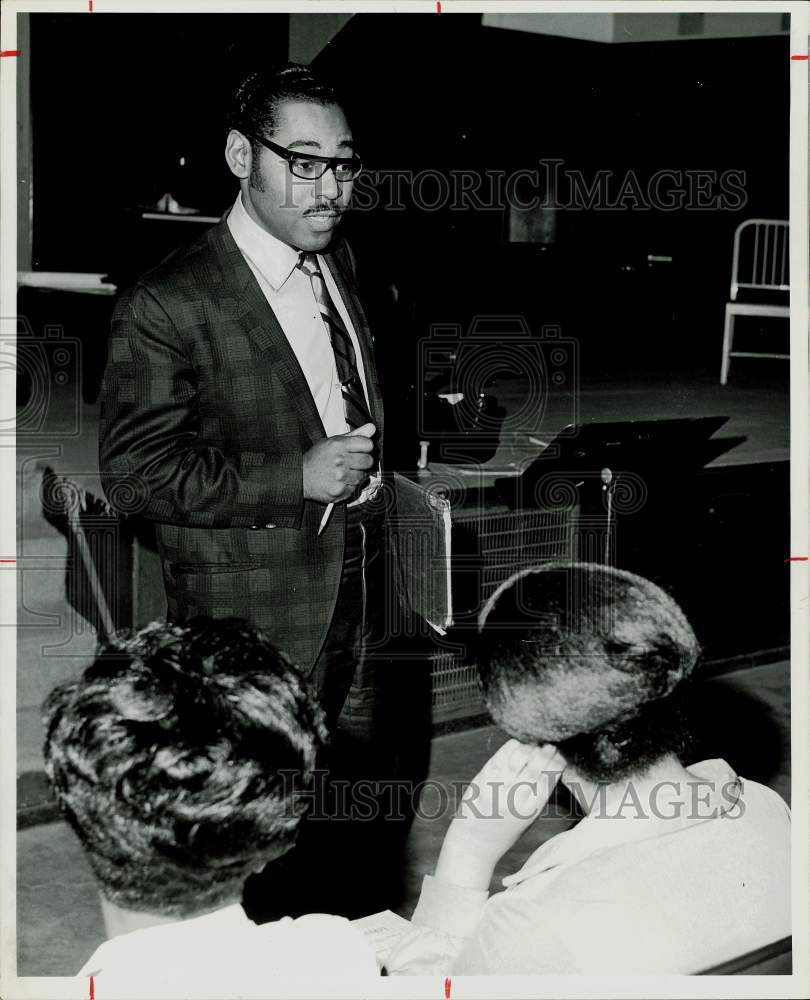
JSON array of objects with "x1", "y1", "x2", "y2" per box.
[
  {"x1": 43, "y1": 618, "x2": 327, "y2": 918},
  {"x1": 226, "y1": 62, "x2": 344, "y2": 149},
  {"x1": 477, "y1": 563, "x2": 700, "y2": 782}
]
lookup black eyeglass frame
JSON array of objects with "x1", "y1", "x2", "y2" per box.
[{"x1": 245, "y1": 133, "x2": 363, "y2": 181}]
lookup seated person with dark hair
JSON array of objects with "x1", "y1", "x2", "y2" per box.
[
  {"x1": 43, "y1": 618, "x2": 378, "y2": 994},
  {"x1": 388, "y1": 563, "x2": 791, "y2": 975}
]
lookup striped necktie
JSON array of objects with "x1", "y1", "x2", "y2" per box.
[{"x1": 297, "y1": 252, "x2": 373, "y2": 430}]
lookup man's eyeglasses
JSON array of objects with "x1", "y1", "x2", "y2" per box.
[{"x1": 246, "y1": 133, "x2": 363, "y2": 182}]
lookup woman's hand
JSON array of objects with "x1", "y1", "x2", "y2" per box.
[{"x1": 434, "y1": 739, "x2": 565, "y2": 891}]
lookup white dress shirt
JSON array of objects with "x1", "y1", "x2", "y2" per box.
[
  {"x1": 227, "y1": 193, "x2": 380, "y2": 506},
  {"x1": 75, "y1": 904, "x2": 378, "y2": 997},
  {"x1": 227, "y1": 192, "x2": 372, "y2": 438}
]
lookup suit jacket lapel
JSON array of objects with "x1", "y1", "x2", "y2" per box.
[{"x1": 205, "y1": 221, "x2": 326, "y2": 444}]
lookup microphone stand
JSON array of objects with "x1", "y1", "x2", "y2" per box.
[{"x1": 601, "y1": 467, "x2": 616, "y2": 565}]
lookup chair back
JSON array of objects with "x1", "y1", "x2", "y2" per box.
[
  {"x1": 698, "y1": 935, "x2": 792, "y2": 975},
  {"x1": 730, "y1": 219, "x2": 789, "y2": 300}
]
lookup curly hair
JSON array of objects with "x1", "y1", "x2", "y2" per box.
[
  {"x1": 43, "y1": 618, "x2": 328, "y2": 918},
  {"x1": 477, "y1": 563, "x2": 700, "y2": 782}
]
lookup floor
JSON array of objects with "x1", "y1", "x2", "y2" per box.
[
  {"x1": 15, "y1": 366, "x2": 789, "y2": 774},
  {"x1": 17, "y1": 383, "x2": 103, "y2": 776},
  {"x1": 17, "y1": 658, "x2": 791, "y2": 977}
]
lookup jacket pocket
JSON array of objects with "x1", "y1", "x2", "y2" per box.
[{"x1": 170, "y1": 561, "x2": 261, "y2": 576}]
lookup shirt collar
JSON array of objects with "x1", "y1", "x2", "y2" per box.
[
  {"x1": 227, "y1": 192, "x2": 302, "y2": 291},
  {"x1": 502, "y1": 759, "x2": 743, "y2": 889}
]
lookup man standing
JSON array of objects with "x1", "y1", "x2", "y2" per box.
[{"x1": 100, "y1": 64, "x2": 392, "y2": 914}]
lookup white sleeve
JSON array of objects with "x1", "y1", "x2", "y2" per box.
[
  {"x1": 385, "y1": 875, "x2": 489, "y2": 976},
  {"x1": 271, "y1": 914, "x2": 380, "y2": 979}
]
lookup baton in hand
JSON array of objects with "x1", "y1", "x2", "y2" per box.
[{"x1": 318, "y1": 423, "x2": 376, "y2": 536}]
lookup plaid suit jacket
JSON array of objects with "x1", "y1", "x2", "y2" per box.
[{"x1": 99, "y1": 219, "x2": 384, "y2": 671}]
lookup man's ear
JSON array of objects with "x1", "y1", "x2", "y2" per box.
[{"x1": 225, "y1": 129, "x2": 252, "y2": 180}]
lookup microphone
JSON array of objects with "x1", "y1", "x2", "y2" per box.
[
  {"x1": 601, "y1": 468, "x2": 615, "y2": 565},
  {"x1": 417, "y1": 440, "x2": 430, "y2": 472}
]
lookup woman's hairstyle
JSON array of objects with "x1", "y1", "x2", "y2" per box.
[
  {"x1": 477, "y1": 563, "x2": 700, "y2": 782},
  {"x1": 225, "y1": 62, "x2": 343, "y2": 153},
  {"x1": 43, "y1": 617, "x2": 328, "y2": 918}
]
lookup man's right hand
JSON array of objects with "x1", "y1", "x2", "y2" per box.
[{"x1": 303, "y1": 423, "x2": 376, "y2": 504}]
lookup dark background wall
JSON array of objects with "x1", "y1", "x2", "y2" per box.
[
  {"x1": 317, "y1": 15, "x2": 789, "y2": 375},
  {"x1": 29, "y1": 12, "x2": 789, "y2": 377},
  {"x1": 30, "y1": 13, "x2": 289, "y2": 274}
]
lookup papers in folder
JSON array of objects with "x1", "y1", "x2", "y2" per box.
[
  {"x1": 352, "y1": 909, "x2": 412, "y2": 967},
  {"x1": 393, "y1": 472, "x2": 453, "y2": 633}
]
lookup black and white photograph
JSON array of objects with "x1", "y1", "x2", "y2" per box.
[{"x1": 2, "y1": 2, "x2": 808, "y2": 997}]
